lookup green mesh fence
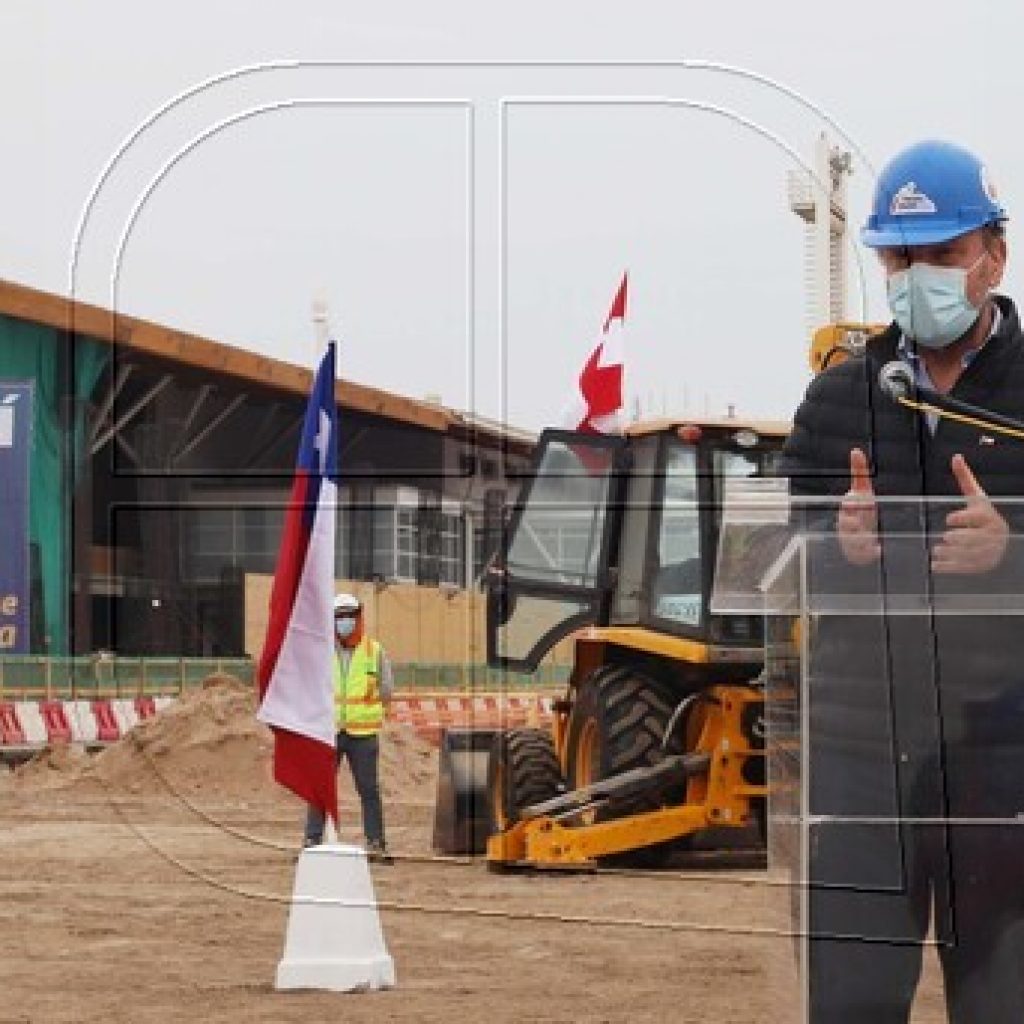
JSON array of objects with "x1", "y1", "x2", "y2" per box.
[
  {"x1": 390, "y1": 663, "x2": 569, "y2": 690},
  {"x1": 0, "y1": 657, "x2": 567, "y2": 699},
  {"x1": 0, "y1": 656, "x2": 255, "y2": 699}
]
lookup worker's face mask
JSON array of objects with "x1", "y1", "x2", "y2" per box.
[
  {"x1": 334, "y1": 617, "x2": 357, "y2": 640},
  {"x1": 886, "y1": 255, "x2": 986, "y2": 349}
]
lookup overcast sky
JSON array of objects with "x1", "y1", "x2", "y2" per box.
[{"x1": 1, "y1": 0, "x2": 1020, "y2": 431}]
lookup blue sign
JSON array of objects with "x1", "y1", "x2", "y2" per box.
[{"x1": 0, "y1": 381, "x2": 32, "y2": 654}]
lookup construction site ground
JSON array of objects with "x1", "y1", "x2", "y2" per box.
[{"x1": 1, "y1": 677, "x2": 947, "y2": 1023}]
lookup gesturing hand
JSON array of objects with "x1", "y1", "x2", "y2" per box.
[
  {"x1": 931, "y1": 454, "x2": 1009, "y2": 574},
  {"x1": 837, "y1": 448, "x2": 881, "y2": 566}
]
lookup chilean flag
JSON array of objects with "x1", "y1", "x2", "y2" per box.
[
  {"x1": 256, "y1": 343, "x2": 339, "y2": 827},
  {"x1": 561, "y1": 273, "x2": 627, "y2": 434}
]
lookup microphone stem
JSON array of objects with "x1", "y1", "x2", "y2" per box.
[{"x1": 897, "y1": 393, "x2": 1024, "y2": 442}]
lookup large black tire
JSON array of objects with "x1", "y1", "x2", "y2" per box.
[
  {"x1": 566, "y1": 666, "x2": 685, "y2": 804},
  {"x1": 565, "y1": 665, "x2": 689, "y2": 866},
  {"x1": 487, "y1": 728, "x2": 564, "y2": 837}
]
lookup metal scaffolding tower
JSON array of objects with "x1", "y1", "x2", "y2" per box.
[{"x1": 787, "y1": 134, "x2": 854, "y2": 338}]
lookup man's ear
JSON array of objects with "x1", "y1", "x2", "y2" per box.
[{"x1": 987, "y1": 235, "x2": 1008, "y2": 288}]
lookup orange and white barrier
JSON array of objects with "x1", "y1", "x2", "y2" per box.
[
  {"x1": 0, "y1": 702, "x2": 26, "y2": 745},
  {"x1": 0, "y1": 692, "x2": 554, "y2": 756},
  {"x1": 67, "y1": 700, "x2": 100, "y2": 743},
  {"x1": 388, "y1": 693, "x2": 555, "y2": 742},
  {"x1": 14, "y1": 702, "x2": 48, "y2": 744}
]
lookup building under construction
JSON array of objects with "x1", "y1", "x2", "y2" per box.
[{"x1": 0, "y1": 279, "x2": 533, "y2": 659}]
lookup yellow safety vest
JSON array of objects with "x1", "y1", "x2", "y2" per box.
[{"x1": 333, "y1": 637, "x2": 385, "y2": 736}]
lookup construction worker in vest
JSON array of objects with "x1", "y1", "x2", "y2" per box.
[{"x1": 303, "y1": 592, "x2": 394, "y2": 858}]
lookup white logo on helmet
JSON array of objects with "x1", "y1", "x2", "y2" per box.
[
  {"x1": 890, "y1": 181, "x2": 937, "y2": 216},
  {"x1": 980, "y1": 165, "x2": 998, "y2": 203}
]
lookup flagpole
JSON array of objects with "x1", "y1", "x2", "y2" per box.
[
  {"x1": 259, "y1": 314, "x2": 392, "y2": 992},
  {"x1": 312, "y1": 294, "x2": 329, "y2": 364},
  {"x1": 312, "y1": 294, "x2": 339, "y2": 845}
]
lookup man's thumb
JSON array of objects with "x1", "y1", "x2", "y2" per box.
[
  {"x1": 951, "y1": 453, "x2": 985, "y2": 498},
  {"x1": 849, "y1": 448, "x2": 874, "y2": 494}
]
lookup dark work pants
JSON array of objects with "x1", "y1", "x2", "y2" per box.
[
  {"x1": 807, "y1": 731, "x2": 1024, "y2": 1022},
  {"x1": 797, "y1": 532, "x2": 1024, "y2": 1019},
  {"x1": 304, "y1": 730, "x2": 385, "y2": 846}
]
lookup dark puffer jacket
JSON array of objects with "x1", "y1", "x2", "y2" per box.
[
  {"x1": 781, "y1": 293, "x2": 1024, "y2": 731},
  {"x1": 783, "y1": 294, "x2": 1024, "y2": 510}
]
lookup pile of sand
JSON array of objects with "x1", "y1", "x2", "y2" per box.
[
  {"x1": 6, "y1": 740, "x2": 92, "y2": 788},
  {"x1": 92, "y1": 673, "x2": 278, "y2": 801},
  {"x1": 369, "y1": 721, "x2": 438, "y2": 804},
  {"x1": 8, "y1": 674, "x2": 439, "y2": 808}
]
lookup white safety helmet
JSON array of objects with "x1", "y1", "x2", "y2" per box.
[{"x1": 333, "y1": 592, "x2": 362, "y2": 615}]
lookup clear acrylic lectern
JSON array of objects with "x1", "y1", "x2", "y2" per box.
[{"x1": 714, "y1": 485, "x2": 1024, "y2": 1023}]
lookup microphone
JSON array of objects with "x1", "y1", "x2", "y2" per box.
[
  {"x1": 878, "y1": 360, "x2": 1024, "y2": 441},
  {"x1": 878, "y1": 360, "x2": 915, "y2": 402}
]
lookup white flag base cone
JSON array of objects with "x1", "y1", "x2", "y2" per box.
[{"x1": 275, "y1": 843, "x2": 396, "y2": 992}]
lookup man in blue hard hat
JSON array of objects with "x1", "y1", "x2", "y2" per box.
[{"x1": 782, "y1": 140, "x2": 1024, "y2": 1021}]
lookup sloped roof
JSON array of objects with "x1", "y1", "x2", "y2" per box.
[{"x1": 0, "y1": 278, "x2": 532, "y2": 447}]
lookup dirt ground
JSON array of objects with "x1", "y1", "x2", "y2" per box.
[{"x1": 0, "y1": 678, "x2": 948, "y2": 1023}]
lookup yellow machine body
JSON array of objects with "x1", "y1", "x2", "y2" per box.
[
  {"x1": 487, "y1": 674, "x2": 765, "y2": 866},
  {"x1": 467, "y1": 324, "x2": 880, "y2": 869}
]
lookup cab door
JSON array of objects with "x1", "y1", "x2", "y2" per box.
[{"x1": 486, "y1": 429, "x2": 627, "y2": 672}]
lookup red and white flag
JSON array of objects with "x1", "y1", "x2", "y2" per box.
[
  {"x1": 561, "y1": 273, "x2": 627, "y2": 434},
  {"x1": 256, "y1": 343, "x2": 339, "y2": 828}
]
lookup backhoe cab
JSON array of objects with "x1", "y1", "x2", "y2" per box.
[{"x1": 477, "y1": 419, "x2": 787, "y2": 867}]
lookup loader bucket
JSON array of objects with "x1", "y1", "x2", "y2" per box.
[{"x1": 432, "y1": 727, "x2": 498, "y2": 855}]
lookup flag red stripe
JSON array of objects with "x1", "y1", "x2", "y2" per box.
[
  {"x1": 560, "y1": 271, "x2": 627, "y2": 435},
  {"x1": 578, "y1": 347, "x2": 623, "y2": 418},
  {"x1": 602, "y1": 272, "x2": 628, "y2": 330},
  {"x1": 272, "y1": 727, "x2": 337, "y2": 823},
  {"x1": 256, "y1": 471, "x2": 313, "y2": 699}
]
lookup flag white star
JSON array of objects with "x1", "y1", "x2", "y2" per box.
[{"x1": 313, "y1": 407, "x2": 331, "y2": 474}]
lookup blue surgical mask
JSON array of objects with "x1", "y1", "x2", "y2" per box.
[
  {"x1": 334, "y1": 618, "x2": 356, "y2": 640},
  {"x1": 886, "y1": 256, "x2": 985, "y2": 350}
]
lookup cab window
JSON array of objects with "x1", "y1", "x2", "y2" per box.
[{"x1": 652, "y1": 443, "x2": 702, "y2": 626}]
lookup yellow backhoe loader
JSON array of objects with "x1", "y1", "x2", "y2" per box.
[{"x1": 432, "y1": 324, "x2": 880, "y2": 869}]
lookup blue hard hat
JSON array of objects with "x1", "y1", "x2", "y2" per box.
[{"x1": 861, "y1": 140, "x2": 1006, "y2": 248}]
